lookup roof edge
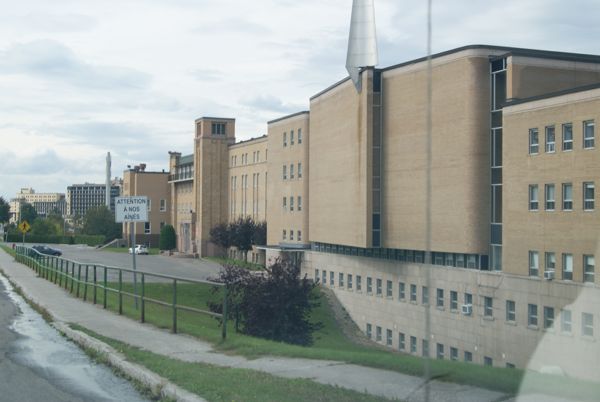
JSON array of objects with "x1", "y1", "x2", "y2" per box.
[
  {"x1": 505, "y1": 82, "x2": 600, "y2": 107},
  {"x1": 267, "y1": 111, "x2": 310, "y2": 125}
]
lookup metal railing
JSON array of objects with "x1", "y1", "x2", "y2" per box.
[{"x1": 14, "y1": 245, "x2": 228, "y2": 339}]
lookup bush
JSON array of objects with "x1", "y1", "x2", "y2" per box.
[{"x1": 159, "y1": 224, "x2": 177, "y2": 251}]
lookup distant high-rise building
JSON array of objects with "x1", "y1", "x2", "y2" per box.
[{"x1": 66, "y1": 183, "x2": 121, "y2": 217}]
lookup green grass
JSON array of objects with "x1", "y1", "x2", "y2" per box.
[
  {"x1": 0, "y1": 245, "x2": 16, "y2": 258},
  {"x1": 102, "y1": 247, "x2": 160, "y2": 255},
  {"x1": 205, "y1": 256, "x2": 265, "y2": 271},
  {"x1": 70, "y1": 325, "x2": 392, "y2": 402}
]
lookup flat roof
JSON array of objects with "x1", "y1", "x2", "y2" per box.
[
  {"x1": 179, "y1": 154, "x2": 194, "y2": 165},
  {"x1": 505, "y1": 82, "x2": 600, "y2": 106},
  {"x1": 194, "y1": 116, "x2": 235, "y2": 123},
  {"x1": 267, "y1": 111, "x2": 310, "y2": 125},
  {"x1": 229, "y1": 134, "x2": 268, "y2": 148}
]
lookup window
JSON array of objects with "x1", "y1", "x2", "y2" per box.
[
  {"x1": 464, "y1": 292, "x2": 473, "y2": 306},
  {"x1": 339, "y1": 273, "x2": 344, "y2": 287},
  {"x1": 584, "y1": 120, "x2": 595, "y2": 149},
  {"x1": 290, "y1": 164, "x2": 294, "y2": 179},
  {"x1": 160, "y1": 199, "x2": 166, "y2": 211},
  {"x1": 544, "y1": 306, "x2": 555, "y2": 329},
  {"x1": 561, "y1": 310, "x2": 572, "y2": 333},
  {"x1": 545, "y1": 126, "x2": 555, "y2": 153},
  {"x1": 298, "y1": 230, "x2": 302, "y2": 241},
  {"x1": 529, "y1": 251, "x2": 539, "y2": 277},
  {"x1": 257, "y1": 151, "x2": 260, "y2": 162},
  {"x1": 283, "y1": 197, "x2": 287, "y2": 210},
  {"x1": 436, "y1": 289, "x2": 444, "y2": 308},
  {"x1": 144, "y1": 222, "x2": 151, "y2": 234},
  {"x1": 422, "y1": 286, "x2": 429, "y2": 305},
  {"x1": 450, "y1": 291, "x2": 458, "y2": 311},
  {"x1": 282, "y1": 230, "x2": 286, "y2": 240},
  {"x1": 386, "y1": 280, "x2": 393, "y2": 297},
  {"x1": 297, "y1": 196, "x2": 302, "y2": 211},
  {"x1": 529, "y1": 128, "x2": 539, "y2": 154},
  {"x1": 283, "y1": 132, "x2": 287, "y2": 147},
  {"x1": 484, "y1": 357, "x2": 493, "y2": 367},
  {"x1": 450, "y1": 347, "x2": 458, "y2": 361},
  {"x1": 399, "y1": 282, "x2": 406, "y2": 300},
  {"x1": 528, "y1": 304, "x2": 538, "y2": 327},
  {"x1": 584, "y1": 255, "x2": 595, "y2": 283},
  {"x1": 386, "y1": 329, "x2": 393, "y2": 346},
  {"x1": 347, "y1": 274, "x2": 353, "y2": 289},
  {"x1": 366, "y1": 277, "x2": 372, "y2": 293},
  {"x1": 563, "y1": 253, "x2": 573, "y2": 280},
  {"x1": 366, "y1": 323, "x2": 372, "y2": 338},
  {"x1": 410, "y1": 336, "x2": 417, "y2": 353},
  {"x1": 582, "y1": 312, "x2": 594, "y2": 337},
  {"x1": 545, "y1": 184, "x2": 555, "y2": 210},
  {"x1": 356, "y1": 275, "x2": 362, "y2": 291},
  {"x1": 211, "y1": 122, "x2": 226, "y2": 135},
  {"x1": 314, "y1": 269, "x2": 319, "y2": 283},
  {"x1": 290, "y1": 230, "x2": 294, "y2": 240},
  {"x1": 399, "y1": 333, "x2": 406, "y2": 351},
  {"x1": 330, "y1": 271, "x2": 334, "y2": 286},
  {"x1": 376, "y1": 278, "x2": 382, "y2": 295},
  {"x1": 464, "y1": 351, "x2": 473, "y2": 362},
  {"x1": 584, "y1": 182, "x2": 595, "y2": 210},
  {"x1": 422, "y1": 340, "x2": 429, "y2": 357},
  {"x1": 562, "y1": 123, "x2": 573, "y2": 151},
  {"x1": 529, "y1": 185, "x2": 539, "y2": 210},
  {"x1": 506, "y1": 300, "x2": 516, "y2": 322},
  {"x1": 322, "y1": 270, "x2": 327, "y2": 285},
  {"x1": 147, "y1": 199, "x2": 151, "y2": 211},
  {"x1": 376, "y1": 326, "x2": 382, "y2": 342},
  {"x1": 562, "y1": 183, "x2": 573, "y2": 211},
  {"x1": 282, "y1": 165, "x2": 287, "y2": 180},
  {"x1": 290, "y1": 196, "x2": 294, "y2": 211},
  {"x1": 545, "y1": 252, "x2": 556, "y2": 274},
  {"x1": 298, "y1": 128, "x2": 302, "y2": 144},
  {"x1": 290, "y1": 130, "x2": 294, "y2": 145},
  {"x1": 436, "y1": 343, "x2": 444, "y2": 359},
  {"x1": 410, "y1": 284, "x2": 417, "y2": 302},
  {"x1": 484, "y1": 296, "x2": 493, "y2": 318}
]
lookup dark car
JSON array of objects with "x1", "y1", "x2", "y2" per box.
[{"x1": 32, "y1": 245, "x2": 63, "y2": 256}]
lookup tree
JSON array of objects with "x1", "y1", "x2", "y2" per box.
[
  {"x1": 159, "y1": 224, "x2": 177, "y2": 251},
  {"x1": 253, "y1": 221, "x2": 266, "y2": 246},
  {"x1": 209, "y1": 222, "x2": 232, "y2": 252},
  {"x1": 0, "y1": 197, "x2": 9, "y2": 224},
  {"x1": 20, "y1": 202, "x2": 38, "y2": 224},
  {"x1": 31, "y1": 218, "x2": 59, "y2": 236},
  {"x1": 82, "y1": 206, "x2": 121, "y2": 241},
  {"x1": 209, "y1": 256, "x2": 321, "y2": 346},
  {"x1": 230, "y1": 216, "x2": 256, "y2": 260}
]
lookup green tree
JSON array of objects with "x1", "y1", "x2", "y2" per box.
[
  {"x1": 159, "y1": 224, "x2": 177, "y2": 251},
  {"x1": 82, "y1": 206, "x2": 121, "y2": 241},
  {"x1": 230, "y1": 216, "x2": 256, "y2": 260},
  {"x1": 253, "y1": 221, "x2": 267, "y2": 246},
  {"x1": 20, "y1": 202, "x2": 38, "y2": 224},
  {"x1": 0, "y1": 197, "x2": 9, "y2": 224},
  {"x1": 31, "y1": 219, "x2": 59, "y2": 236},
  {"x1": 209, "y1": 222, "x2": 232, "y2": 252}
]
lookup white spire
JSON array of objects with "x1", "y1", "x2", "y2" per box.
[
  {"x1": 105, "y1": 152, "x2": 111, "y2": 208},
  {"x1": 345, "y1": 0, "x2": 379, "y2": 91}
]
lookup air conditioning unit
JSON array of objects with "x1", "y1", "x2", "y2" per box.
[
  {"x1": 461, "y1": 304, "x2": 473, "y2": 315},
  {"x1": 544, "y1": 271, "x2": 555, "y2": 280}
]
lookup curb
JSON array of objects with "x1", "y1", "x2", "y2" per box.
[{"x1": 52, "y1": 322, "x2": 207, "y2": 402}]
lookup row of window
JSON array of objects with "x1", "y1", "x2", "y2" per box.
[
  {"x1": 211, "y1": 122, "x2": 226, "y2": 135},
  {"x1": 528, "y1": 182, "x2": 594, "y2": 211},
  {"x1": 314, "y1": 269, "x2": 597, "y2": 338},
  {"x1": 282, "y1": 163, "x2": 303, "y2": 180},
  {"x1": 231, "y1": 150, "x2": 266, "y2": 167},
  {"x1": 528, "y1": 120, "x2": 595, "y2": 154},
  {"x1": 283, "y1": 128, "x2": 303, "y2": 147},
  {"x1": 282, "y1": 196, "x2": 302, "y2": 212},
  {"x1": 282, "y1": 229, "x2": 302, "y2": 242},
  {"x1": 528, "y1": 251, "x2": 595, "y2": 282}
]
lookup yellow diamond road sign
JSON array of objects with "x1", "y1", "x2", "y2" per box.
[{"x1": 18, "y1": 221, "x2": 31, "y2": 233}]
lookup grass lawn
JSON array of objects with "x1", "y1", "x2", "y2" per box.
[
  {"x1": 205, "y1": 256, "x2": 264, "y2": 271},
  {"x1": 70, "y1": 325, "x2": 393, "y2": 402},
  {"x1": 0, "y1": 245, "x2": 16, "y2": 258},
  {"x1": 102, "y1": 247, "x2": 160, "y2": 255}
]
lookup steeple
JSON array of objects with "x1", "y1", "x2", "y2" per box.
[{"x1": 345, "y1": 0, "x2": 379, "y2": 91}]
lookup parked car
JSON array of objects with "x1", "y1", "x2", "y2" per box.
[
  {"x1": 128, "y1": 244, "x2": 149, "y2": 255},
  {"x1": 32, "y1": 245, "x2": 63, "y2": 256}
]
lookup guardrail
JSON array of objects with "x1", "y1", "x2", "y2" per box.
[{"x1": 14, "y1": 245, "x2": 228, "y2": 339}]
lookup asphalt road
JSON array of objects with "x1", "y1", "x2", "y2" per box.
[{"x1": 0, "y1": 275, "x2": 149, "y2": 402}]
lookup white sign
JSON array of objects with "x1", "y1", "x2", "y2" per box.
[{"x1": 115, "y1": 196, "x2": 149, "y2": 222}]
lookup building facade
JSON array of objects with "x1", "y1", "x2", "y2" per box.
[
  {"x1": 11, "y1": 188, "x2": 66, "y2": 219},
  {"x1": 66, "y1": 182, "x2": 121, "y2": 217}
]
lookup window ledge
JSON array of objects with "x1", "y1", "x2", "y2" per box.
[
  {"x1": 483, "y1": 316, "x2": 494, "y2": 321},
  {"x1": 436, "y1": 306, "x2": 445, "y2": 311},
  {"x1": 505, "y1": 320, "x2": 517, "y2": 326},
  {"x1": 528, "y1": 325, "x2": 539, "y2": 331},
  {"x1": 582, "y1": 335, "x2": 596, "y2": 342},
  {"x1": 386, "y1": 296, "x2": 393, "y2": 300},
  {"x1": 450, "y1": 309, "x2": 459, "y2": 314}
]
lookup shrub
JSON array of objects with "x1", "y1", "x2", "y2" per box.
[{"x1": 159, "y1": 224, "x2": 177, "y2": 251}]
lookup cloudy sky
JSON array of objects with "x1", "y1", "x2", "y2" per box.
[{"x1": 1, "y1": 0, "x2": 600, "y2": 201}]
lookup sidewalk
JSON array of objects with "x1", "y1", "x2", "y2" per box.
[{"x1": 0, "y1": 249, "x2": 507, "y2": 402}]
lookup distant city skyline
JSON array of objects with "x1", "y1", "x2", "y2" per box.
[{"x1": 2, "y1": 0, "x2": 600, "y2": 200}]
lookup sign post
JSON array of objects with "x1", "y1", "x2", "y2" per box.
[
  {"x1": 115, "y1": 196, "x2": 149, "y2": 310},
  {"x1": 18, "y1": 221, "x2": 31, "y2": 246}
]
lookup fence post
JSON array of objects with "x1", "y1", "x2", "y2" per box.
[
  {"x1": 141, "y1": 274, "x2": 145, "y2": 323},
  {"x1": 118, "y1": 270, "x2": 123, "y2": 315},
  {"x1": 222, "y1": 285, "x2": 228, "y2": 340},
  {"x1": 76, "y1": 264, "x2": 82, "y2": 298},
  {"x1": 103, "y1": 267, "x2": 107, "y2": 309},
  {"x1": 83, "y1": 265, "x2": 89, "y2": 302},
  {"x1": 93, "y1": 265, "x2": 97, "y2": 305},
  {"x1": 70, "y1": 262, "x2": 75, "y2": 293},
  {"x1": 172, "y1": 279, "x2": 177, "y2": 333}
]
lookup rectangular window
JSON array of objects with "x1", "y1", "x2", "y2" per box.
[
  {"x1": 582, "y1": 312, "x2": 594, "y2": 337},
  {"x1": 289, "y1": 230, "x2": 294, "y2": 240},
  {"x1": 160, "y1": 199, "x2": 166, "y2": 211},
  {"x1": 484, "y1": 357, "x2": 493, "y2": 367},
  {"x1": 450, "y1": 291, "x2": 458, "y2": 311},
  {"x1": 422, "y1": 286, "x2": 429, "y2": 305},
  {"x1": 347, "y1": 274, "x2": 353, "y2": 289},
  {"x1": 450, "y1": 347, "x2": 458, "y2": 361},
  {"x1": 282, "y1": 229, "x2": 286, "y2": 240},
  {"x1": 436, "y1": 288, "x2": 444, "y2": 308},
  {"x1": 399, "y1": 333, "x2": 406, "y2": 351},
  {"x1": 545, "y1": 252, "x2": 556, "y2": 274},
  {"x1": 298, "y1": 230, "x2": 302, "y2": 241},
  {"x1": 386, "y1": 280, "x2": 393, "y2": 297},
  {"x1": 545, "y1": 126, "x2": 555, "y2": 153},
  {"x1": 322, "y1": 270, "x2": 326, "y2": 284},
  {"x1": 283, "y1": 197, "x2": 287, "y2": 210},
  {"x1": 561, "y1": 310, "x2": 572, "y2": 333},
  {"x1": 290, "y1": 130, "x2": 294, "y2": 145},
  {"x1": 584, "y1": 120, "x2": 595, "y2": 149},
  {"x1": 529, "y1": 128, "x2": 539, "y2": 154},
  {"x1": 386, "y1": 329, "x2": 393, "y2": 346},
  {"x1": 366, "y1": 323, "x2": 372, "y2": 338},
  {"x1": 282, "y1": 165, "x2": 287, "y2": 180},
  {"x1": 562, "y1": 183, "x2": 573, "y2": 210},
  {"x1": 330, "y1": 271, "x2": 334, "y2": 286},
  {"x1": 410, "y1": 336, "x2": 417, "y2": 353},
  {"x1": 298, "y1": 163, "x2": 302, "y2": 178},
  {"x1": 563, "y1": 253, "x2": 573, "y2": 280},
  {"x1": 545, "y1": 184, "x2": 555, "y2": 210},
  {"x1": 544, "y1": 306, "x2": 555, "y2": 329},
  {"x1": 356, "y1": 275, "x2": 362, "y2": 291},
  {"x1": 283, "y1": 132, "x2": 287, "y2": 147},
  {"x1": 529, "y1": 251, "x2": 539, "y2": 277},
  {"x1": 436, "y1": 343, "x2": 444, "y2": 360},
  {"x1": 211, "y1": 122, "x2": 226, "y2": 135},
  {"x1": 147, "y1": 199, "x2": 151, "y2": 211},
  {"x1": 290, "y1": 196, "x2": 294, "y2": 211},
  {"x1": 314, "y1": 269, "x2": 319, "y2": 283},
  {"x1": 366, "y1": 277, "x2": 372, "y2": 293},
  {"x1": 376, "y1": 326, "x2": 382, "y2": 342},
  {"x1": 422, "y1": 340, "x2": 429, "y2": 357},
  {"x1": 339, "y1": 273, "x2": 344, "y2": 287},
  {"x1": 144, "y1": 222, "x2": 151, "y2": 234},
  {"x1": 399, "y1": 282, "x2": 406, "y2": 300},
  {"x1": 297, "y1": 196, "x2": 302, "y2": 211},
  {"x1": 298, "y1": 128, "x2": 302, "y2": 144},
  {"x1": 376, "y1": 278, "x2": 382, "y2": 295},
  {"x1": 410, "y1": 284, "x2": 417, "y2": 302},
  {"x1": 290, "y1": 164, "x2": 294, "y2": 179},
  {"x1": 584, "y1": 182, "x2": 595, "y2": 210},
  {"x1": 484, "y1": 296, "x2": 493, "y2": 317},
  {"x1": 464, "y1": 351, "x2": 473, "y2": 362},
  {"x1": 506, "y1": 300, "x2": 516, "y2": 322},
  {"x1": 562, "y1": 123, "x2": 573, "y2": 151},
  {"x1": 464, "y1": 292, "x2": 473, "y2": 306},
  {"x1": 528, "y1": 304, "x2": 538, "y2": 327},
  {"x1": 529, "y1": 185, "x2": 539, "y2": 210},
  {"x1": 584, "y1": 255, "x2": 595, "y2": 283}
]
